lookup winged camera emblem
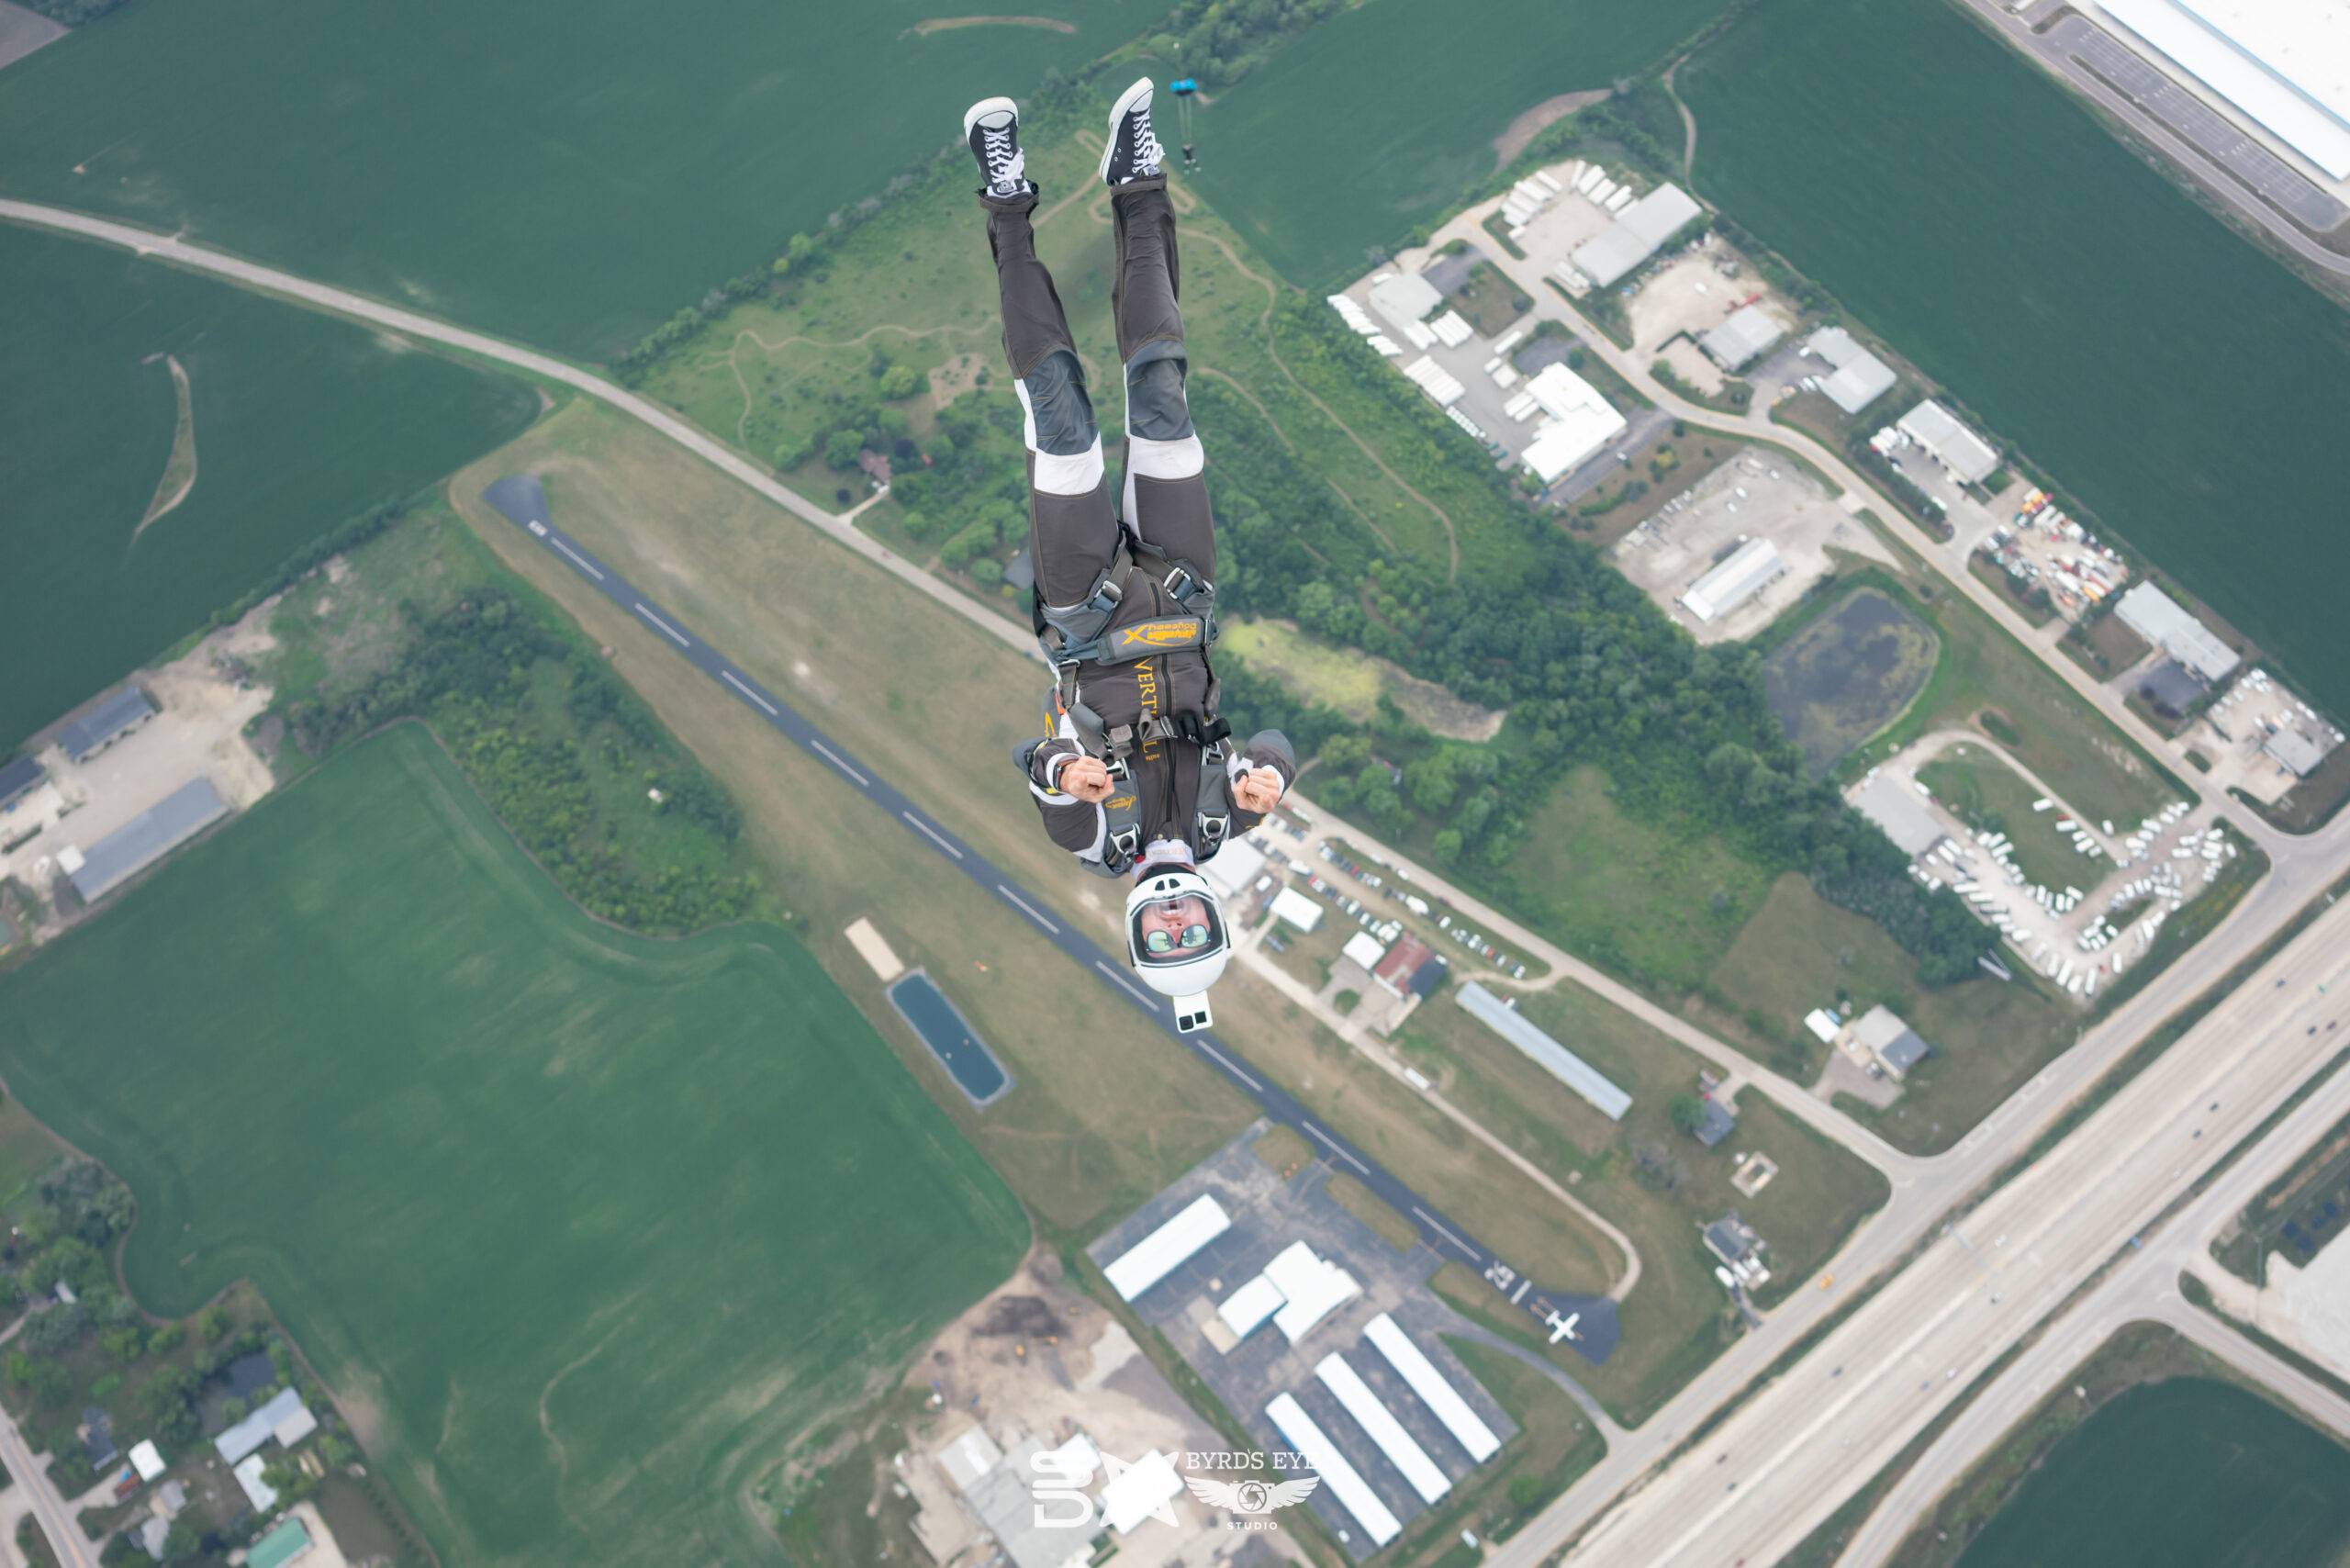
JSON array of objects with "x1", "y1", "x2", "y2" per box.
[{"x1": 1183, "y1": 1473, "x2": 1323, "y2": 1514}]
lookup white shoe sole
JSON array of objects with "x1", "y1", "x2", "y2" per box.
[
  {"x1": 1099, "y1": 75, "x2": 1154, "y2": 184},
  {"x1": 963, "y1": 95, "x2": 1018, "y2": 140}
]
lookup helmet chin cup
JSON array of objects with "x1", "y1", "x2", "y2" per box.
[{"x1": 1170, "y1": 994, "x2": 1213, "y2": 1035}]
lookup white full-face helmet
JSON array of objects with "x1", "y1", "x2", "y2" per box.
[{"x1": 1125, "y1": 849, "x2": 1228, "y2": 1034}]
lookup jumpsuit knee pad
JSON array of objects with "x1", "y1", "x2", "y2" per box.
[
  {"x1": 1123, "y1": 339, "x2": 1194, "y2": 442},
  {"x1": 1017, "y1": 347, "x2": 1099, "y2": 458}
]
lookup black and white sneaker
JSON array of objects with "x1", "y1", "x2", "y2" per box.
[
  {"x1": 1098, "y1": 76, "x2": 1165, "y2": 186},
  {"x1": 964, "y1": 96, "x2": 1031, "y2": 199}
]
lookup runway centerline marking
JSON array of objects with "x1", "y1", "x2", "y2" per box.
[
  {"x1": 1093, "y1": 960, "x2": 1161, "y2": 1011},
  {"x1": 901, "y1": 812, "x2": 963, "y2": 858},
  {"x1": 1302, "y1": 1121, "x2": 1370, "y2": 1173},
  {"x1": 719, "y1": 668, "x2": 779, "y2": 716},
  {"x1": 811, "y1": 740, "x2": 869, "y2": 786},
  {"x1": 1192, "y1": 1039, "x2": 1262, "y2": 1092},
  {"x1": 632, "y1": 602, "x2": 691, "y2": 648},
  {"x1": 1413, "y1": 1206, "x2": 1477, "y2": 1257},
  {"x1": 994, "y1": 883, "x2": 1059, "y2": 935}
]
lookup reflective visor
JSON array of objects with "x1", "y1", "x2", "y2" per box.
[{"x1": 1130, "y1": 892, "x2": 1225, "y2": 965}]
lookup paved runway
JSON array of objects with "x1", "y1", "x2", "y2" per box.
[{"x1": 480, "y1": 476, "x2": 1620, "y2": 1362}]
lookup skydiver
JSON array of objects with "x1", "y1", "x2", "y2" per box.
[{"x1": 962, "y1": 79, "x2": 1294, "y2": 1034}]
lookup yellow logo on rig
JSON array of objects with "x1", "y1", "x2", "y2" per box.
[
  {"x1": 1107, "y1": 793, "x2": 1137, "y2": 811},
  {"x1": 1115, "y1": 620, "x2": 1201, "y2": 650}
]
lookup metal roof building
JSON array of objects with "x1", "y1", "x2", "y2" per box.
[
  {"x1": 1570, "y1": 183, "x2": 1704, "y2": 287},
  {"x1": 1895, "y1": 400, "x2": 2001, "y2": 485},
  {"x1": 1369, "y1": 271, "x2": 1444, "y2": 332},
  {"x1": 2112, "y1": 582, "x2": 2242, "y2": 682},
  {"x1": 68, "y1": 777, "x2": 228, "y2": 904},
  {"x1": 1700, "y1": 305, "x2": 1785, "y2": 371},
  {"x1": 1363, "y1": 1312, "x2": 1501, "y2": 1462},
  {"x1": 1852, "y1": 774, "x2": 1947, "y2": 857},
  {"x1": 57, "y1": 687, "x2": 154, "y2": 761},
  {"x1": 1101, "y1": 1193, "x2": 1231, "y2": 1301},
  {"x1": 1265, "y1": 1393, "x2": 1401, "y2": 1547},
  {"x1": 2099, "y1": 0, "x2": 2350, "y2": 178},
  {"x1": 1270, "y1": 887, "x2": 1324, "y2": 933},
  {"x1": 1806, "y1": 326, "x2": 1898, "y2": 413},
  {"x1": 1316, "y1": 1352, "x2": 1450, "y2": 1504},
  {"x1": 1457, "y1": 981, "x2": 1632, "y2": 1119},
  {"x1": 2266, "y1": 727, "x2": 2335, "y2": 776},
  {"x1": 1853, "y1": 1005, "x2": 1932, "y2": 1080},
  {"x1": 1520, "y1": 362, "x2": 1628, "y2": 484},
  {"x1": 0, "y1": 755, "x2": 43, "y2": 811},
  {"x1": 216, "y1": 1387, "x2": 307, "y2": 1466},
  {"x1": 1682, "y1": 538, "x2": 1786, "y2": 623}
]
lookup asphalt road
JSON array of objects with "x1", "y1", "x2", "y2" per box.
[
  {"x1": 0, "y1": 1391, "x2": 99, "y2": 1568},
  {"x1": 476, "y1": 476, "x2": 1622, "y2": 1364}
]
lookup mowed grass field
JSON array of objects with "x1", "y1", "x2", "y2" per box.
[
  {"x1": 0, "y1": 723, "x2": 1028, "y2": 1568},
  {"x1": 1677, "y1": 0, "x2": 2350, "y2": 719},
  {"x1": 0, "y1": 224, "x2": 537, "y2": 751},
  {"x1": 1179, "y1": 0, "x2": 1734, "y2": 286},
  {"x1": 0, "y1": 0, "x2": 1132, "y2": 359},
  {"x1": 1395, "y1": 979, "x2": 1886, "y2": 1424}
]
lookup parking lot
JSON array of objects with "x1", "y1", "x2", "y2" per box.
[
  {"x1": 2186, "y1": 666, "x2": 2345, "y2": 806},
  {"x1": 1088, "y1": 1126, "x2": 1527, "y2": 1559},
  {"x1": 1612, "y1": 447, "x2": 1896, "y2": 643}
]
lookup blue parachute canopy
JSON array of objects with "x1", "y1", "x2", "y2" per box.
[{"x1": 1169, "y1": 78, "x2": 1199, "y2": 95}]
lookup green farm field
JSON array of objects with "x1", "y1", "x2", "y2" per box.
[
  {"x1": 0, "y1": 0, "x2": 1132, "y2": 358},
  {"x1": 1180, "y1": 0, "x2": 1734, "y2": 286},
  {"x1": 1678, "y1": 0, "x2": 2350, "y2": 719},
  {"x1": 0, "y1": 723, "x2": 1028, "y2": 1568},
  {"x1": 1949, "y1": 1379, "x2": 2350, "y2": 1568},
  {"x1": 0, "y1": 223, "x2": 536, "y2": 751}
]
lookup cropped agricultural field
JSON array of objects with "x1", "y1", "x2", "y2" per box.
[
  {"x1": 0, "y1": 0, "x2": 1131, "y2": 358},
  {"x1": 1678, "y1": 0, "x2": 2350, "y2": 719},
  {"x1": 0, "y1": 724, "x2": 1028, "y2": 1568},
  {"x1": 1180, "y1": 0, "x2": 1734, "y2": 286},
  {"x1": 0, "y1": 224, "x2": 536, "y2": 751}
]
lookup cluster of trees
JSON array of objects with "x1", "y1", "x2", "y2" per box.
[
  {"x1": 887, "y1": 394, "x2": 1035, "y2": 583},
  {"x1": 1140, "y1": 0, "x2": 1348, "y2": 90},
  {"x1": 771, "y1": 342, "x2": 931, "y2": 473},
  {"x1": 1201, "y1": 305, "x2": 1990, "y2": 986},
  {"x1": 278, "y1": 589, "x2": 757, "y2": 935}
]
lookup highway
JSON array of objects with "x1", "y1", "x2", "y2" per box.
[
  {"x1": 1838, "y1": 1047, "x2": 2350, "y2": 1568},
  {"x1": 1486, "y1": 885, "x2": 2350, "y2": 1567},
  {"x1": 15, "y1": 199, "x2": 2350, "y2": 1560},
  {"x1": 476, "y1": 476, "x2": 1624, "y2": 1362}
]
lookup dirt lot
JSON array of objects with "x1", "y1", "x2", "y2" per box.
[
  {"x1": 1613, "y1": 446, "x2": 1895, "y2": 645},
  {"x1": 1, "y1": 609, "x2": 279, "y2": 936},
  {"x1": 1627, "y1": 247, "x2": 1761, "y2": 358}
]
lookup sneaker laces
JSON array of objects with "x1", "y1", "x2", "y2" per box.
[
  {"x1": 980, "y1": 124, "x2": 1025, "y2": 193},
  {"x1": 1126, "y1": 111, "x2": 1164, "y2": 175}
]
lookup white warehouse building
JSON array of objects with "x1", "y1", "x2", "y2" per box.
[
  {"x1": 2097, "y1": 0, "x2": 2350, "y2": 179},
  {"x1": 1805, "y1": 327, "x2": 1897, "y2": 414},
  {"x1": 1682, "y1": 538, "x2": 1787, "y2": 622},
  {"x1": 1518, "y1": 362, "x2": 1628, "y2": 484},
  {"x1": 1570, "y1": 184, "x2": 1705, "y2": 287},
  {"x1": 1896, "y1": 399, "x2": 2001, "y2": 485}
]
